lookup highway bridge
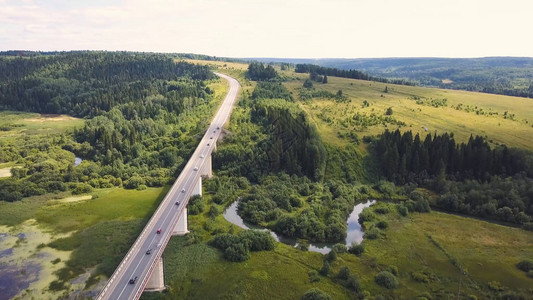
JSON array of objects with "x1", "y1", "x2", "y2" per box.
[{"x1": 97, "y1": 73, "x2": 240, "y2": 300}]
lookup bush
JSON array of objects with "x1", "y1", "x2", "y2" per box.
[
  {"x1": 389, "y1": 265, "x2": 398, "y2": 276},
  {"x1": 302, "y1": 288, "x2": 332, "y2": 300},
  {"x1": 332, "y1": 243, "x2": 347, "y2": 253},
  {"x1": 337, "y1": 266, "x2": 351, "y2": 280},
  {"x1": 320, "y1": 261, "x2": 330, "y2": 276},
  {"x1": 374, "y1": 206, "x2": 390, "y2": 214},
  {"x1": 358, "y1": 209, "x2": 375, "y2": 224},
  {"x1": 365, "y1": 228, "x2": 380, "y2": 240},
  {"x1": 522, "y1": 222, "x2": 533, "y2": 231},
  {"x1": 325, "y1": 249, "x2": 337, "y2": 262},
  {"x1": 411, "y1": 271, "x2": 430, "y2": 283},
  {"x1": 308, "y1": 270, "x2": 321, "y2": 282},
  {"x1": 347, "y1": 275, "x2": 361, "y2": 292},
  {"x1": 188, "y1": 195, "x2": 205, "y2": 215},
  {"x1": 398, "y1": 205, "x2": 408, "y2": 216},
  {"x1": 516, "y1": 259, "x2": 533, "y2": 272},
  {"x1": 239, "y1": 230, "x2": 275, "y2": 251},
  {"x1": 376, "y1": 221, "x2": 389, "y2": 229},
  {"x1": 224, "y1": 243, "x2": 250, "y2": 262},
  {"x1": 71, "y1": 183, "x2": 92, "y2": 195},
  {"x1": 375, "y1": 271, "x2": 399, "y2": 289},
  {"x1": 487, "y1": 281, "x2": 504, "y2": 291},
  {"x1": 349, "y1": 243, "x2": 365, "y2": 256}
]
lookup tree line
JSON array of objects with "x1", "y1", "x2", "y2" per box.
[
  {"x1": 374, "y1": 130, "x2": 533, "y2": 225},
  {"x1": 295, "y1": 64, "x2": 415, "y2": 86}
]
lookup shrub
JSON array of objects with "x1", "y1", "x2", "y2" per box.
[
  {"x1": 358, "y1": 209, "x2": 375, "y2": 224},
  {"x1": 71, "y1": 183, "x2": 92, "y2": 195},
  {"x1": 517, "y1": 259, "x2": 533, "y2": 272},
  {"x1": 376, "y1": 221, "x2": 389, "y2": 229},
  {"x1": 188, "y1": 195, "x2": 205, "y2": 215},
  {"x1": 325, "y1": 249, "x2": 337, "y2": 262},
  {"x1": 389, "y1": 265, "x2": 398, "y2": 276},
  {"x1": 302, "y1": 288, "x2": 332, "y2": 300},
  {"x1": 239, "y1": 230, "x2": 275, "y2": 251},
  {"x1": 349, "y1": 243, "x2": 364, "y2": 256},
  {"x1": 337, "y1": 266, "x2": 351, "y2": 280},
  {"x1": 376, "y1": 180, "x2": 395, "y2": 196},
  {"x1": 411, "y1": 271, "x2": 430, "y2": 283},
  {"x1": 374, "y1": 206, "x2": 390, "y2": 214},
  {"x1": 375, "y1": 271, "x2": 399, "y2": 289},
  {"x1": 332, "y1": 243, "x2": 347, "y2": 253},
  {"x1": 320, "y1": 261, "x2": 330, "y2": 276},
  {"x1": 522, "y1": 222, "x2": 533, "y2": 231},
  {"x1": 224, "y1": 243, "x2": 250, "y2": 262},
  {"x1": 365, "y1": 228, "x2": 380, "y2": 240},
  {"x1": 487, "y1": 281, "x2": 504, "y2": 291},
  {"x1": 347, "y1": 275, "x2": 361, "y2": 292},
  {"x1": 308, "y1": 270, "x2": 321, "y2": 282},
  {"x1": 398, "y1": 205, "x2": 408, "y2": 216},
  {"x1": 210, "y1": 233, "x2": 240, "y2": 250}
]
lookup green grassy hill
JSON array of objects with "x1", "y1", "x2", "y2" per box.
[{"x1": 282, "y1": 72, "x2": 533, "y2": 151}]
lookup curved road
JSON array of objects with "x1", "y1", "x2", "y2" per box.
[{"x1": 97, "y1": 73, "x2": 240, "y2": 300}]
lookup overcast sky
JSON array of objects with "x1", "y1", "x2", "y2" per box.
[{"x1": 1, "y1": 0, "x2": 532, "y2": 58}]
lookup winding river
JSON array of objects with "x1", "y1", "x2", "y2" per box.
[{"x1": 223, "y1": 200, "x2": 376, "y2": 254}]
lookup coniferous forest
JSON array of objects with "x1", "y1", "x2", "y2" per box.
[
  {"x1": 0, "y1": 52, "x2": 216, "y2": 201},
  {"x1": 375, "y1": 130, "x2": 533, "y2": 225}
]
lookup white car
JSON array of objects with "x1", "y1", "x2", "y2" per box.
[
  {"x1": 200, "y1": 154, "x2": 205, "y2": 158},
  {"x1": 193, "y1": 166, "x2": 199, "y2": 171}
]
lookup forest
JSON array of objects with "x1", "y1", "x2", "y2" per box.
[
  {"x1": 374, "y1": 130, "x2": 533, "y2": 226},
  {"x1": 0, "y1": 51, "x2": 213, "y2": 116},
  {"x1": 294, "y1": 64, "x2": 414, "y2": 86},
  {"x1": 0, "y1": 52, "x2": 216, "y2": 202}
]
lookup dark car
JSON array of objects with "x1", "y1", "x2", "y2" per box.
[
  {"x1": 217, "y1": 126, "x2": 220, "y2": 129},
  {"x1": 175, "y1": 201, "x2": 180, "y2": 206},
  {"x1": 156, "y1": 229, "x2": 161, "y2": 234},
  {"x1": 129, "y1": 276, "x2": 138, "y2": 284},
  {"x1": 146, "y1": 249, "x2": 152, "y2": 255}
]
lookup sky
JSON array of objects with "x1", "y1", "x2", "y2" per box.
[{"x1": 1, "y1": 0, "x2": 532, "y2": 58}]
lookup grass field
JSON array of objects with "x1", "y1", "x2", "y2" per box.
[
  {"x1": 0, "y1": 111, "x2": 84, "y2": 137},
  {"x1": 141, "y1": 193, "x2": 533, "y2": 299},
  {"x1": 346, "y1": 202, "x2": 533, "y2": 298},
  {"x1": 282, "y1": 73, "x2": 533, "y2": 151}
]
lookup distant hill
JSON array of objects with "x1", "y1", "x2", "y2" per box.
[{"x1": 248, "y1": 57, "x2": 533, "y2": 98}]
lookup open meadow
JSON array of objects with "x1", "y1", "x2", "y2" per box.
[{"x1": 282, "y1": 72, "x2": 533, "y2": 151}]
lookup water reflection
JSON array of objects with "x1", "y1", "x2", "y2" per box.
[{"x1": 223, "y1": 200, "x2": 376, "y2": 254}]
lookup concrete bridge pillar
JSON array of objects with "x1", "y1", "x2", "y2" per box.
[
  {"x1": 172, "y1": 208, "x2": 189, "y2": 236},
  {"x1": 144, "y1": 257, "x2": 165, "y2": 291},
  {"x1": 193, "y1": 177, "x2": 202, "y2": 196},
  {"x1": 201, "y1": 155, "x2": 213, "y2": 178}
]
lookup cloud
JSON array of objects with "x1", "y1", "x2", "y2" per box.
[{"x1": 1, "y1": 0, "x2": 532, "y2": 57}]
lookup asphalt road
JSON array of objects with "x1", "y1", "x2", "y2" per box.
[{"x1": 97, "y1": 72, "x2": 240, "y2": 300}]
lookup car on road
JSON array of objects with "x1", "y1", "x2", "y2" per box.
[
  {"x1": 200, "y1": 154, "x2": 205, "y2": 158},
  {"x1": 210, "y1": 136, "x2": 213, "y2": 139},
  {"x1": 217, "y1": 126, "x2": 220, "y2": 129},
  {"x1": 175, "y1": 201, "x2": 180, "y2": 206},
  {"x1": 193, "y1": 166, "x2": 199, "y2": 171},
  {"x1": 146, "y1": 249, "x2": 152, "y2": 255},
  {"x1": 156, "y1": 229, "x2": 161, "y2": 234},
  {"x1": 181, "y1": 189, "x2": 185, "y2": 193},
  {"x1": 129, "y1": 276, "x2": 138, "y2": 284},
  {"x1": 207, "y1": 143, "x2": 210, "y2": 146}
]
